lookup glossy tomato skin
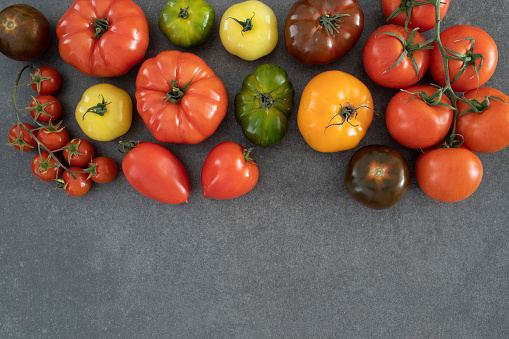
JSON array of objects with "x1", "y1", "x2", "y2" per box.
[
  {"x1": 31, "y1": 152, "x2": 62, "y2": 182},
  {"x1": 386, "y1": 85, "x2": 454, "y2": 149},
  {"x1": 201, "y1": 141, "x2": 259, "y2": 199},
  {"x1": 456, "y1": 87, "x2": 509, "y2": 153},
  {"x1": 135, "y1": 50, "x2": 228, "y2": 144},
  {"x1": 29, "y1": 95, "x2": 62, "y2": 123},
  {"x1": 284, "y1": 0, "x2": 364, "y2": 65},
  {"x1": 30, "y1": 66, "x2": 61, "y2": 95},
  {"x1": 63, "y1": 139, "x2": 95, "y2": 167},
  {"x1": 415, "y1": 147, "x2": 483, "y2": 202},
  {"x1": 8, "y1": 123, "x2": 37, "y2": 152},
  {"x1": 363, "y1": 24, "x2": 430, "y2": 89},
  {"x1": 430, "y1": 25, "x2": 498, "y2": 92},
  {"x1": 0, "y1": 4, "x2": 50, "y2": 61},
  {"x1": 62, "y1": 167, "x2": 92, "y2": 197},
  {"x1": 122, "y1": 142, "x2": 190, "y2": 204},
  {"x1": 56, "y1": 0, "x2": 149, "y2": 77},
  {"x1": 88, "y1": 156, "x2": 117, "y2": 184},
  {"x1": 382, "y1": 0, "x2": 450, "y2": 32},
  {"x1": 37, "y1": 124, "x2": 69, "y2": 151}
]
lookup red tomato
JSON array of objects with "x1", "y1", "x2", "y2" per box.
[
  {"x1": 87, "y1": 156, "x2": 117, "y2": 184},
  {"x1": 61, "y1": 167, "x2": 92, "y2": 197},
  {"x1": 29, "y1": 66, "x2": 61, "y2": 95},
  {"x1": 8, "y1": 123, "x2": 37, "y2": 152},
  {"x1": 385, "y1": 85, "x2": 454, "y2": 149},
  {"x1": 31, "y1": 152, "x2": 62, "y2": 182},
  {"x1": 29, "y1": 95, "x2": 62, "y2": 123},
  {"x1": 56, "y1": 0, "x2": 149, "y2": 77},
  {"x1": 456, "y1": 87, "x2": 509, "y2": 153},
  {"x1": 122, "y1": 142, "x2": 190, "y2": 204},
  {"x1": 415, "y1": 147, "x2": 483, "y2": 202},
  {"x1": 382, "y1": 0, "x2": 450, "y2": 32},
  {"x1": 430, "y1": 25, "x2": 498, "y2": 92},
  {"x1": 201, "y1": 141, "x2": 259, "y2": 199},
  {"x1": 135, "y1": 50, "x2": 228, "y2": 144},
  {"x1": 363, "y1": 24, "x2": 430, "y2": 89},
  {"x1": 63, "y1": 139, "x2": 95, "y2": 167},
  {"x1": 37, "y1": 122, "x2": 69, "y2": 151}
]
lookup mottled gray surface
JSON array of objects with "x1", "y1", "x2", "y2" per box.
[{"x1": 1, "y1": 0, "x2": 508, "y2": 338}]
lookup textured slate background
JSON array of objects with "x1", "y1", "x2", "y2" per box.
[{"x1": 1, "y1": 0, "x2": 508, "y2": 338}]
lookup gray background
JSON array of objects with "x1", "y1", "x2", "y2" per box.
[{"x1": 1, "y1": 0, "x2": 508, "y2": 338}]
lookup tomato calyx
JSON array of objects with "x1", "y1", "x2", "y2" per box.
[
  {"x1": 386, "y1": 0, "x2": 434, "y2": 32},
  {"x1": 444, "y1": 37, "x2": 484, "y2": 88},
  {"x1": 318, "y1": 13, "x2": 350, "y2": 38},
  {"x1": 63, "y1": 139, "x2": 84, "y2": 164},
  {"x1": 118, "y1": 140, "x2": 140, "y2": 154},
  {"x1": 253, "y1": 89, "x2": 282, "y2": 111},
  {"x1": 401, "y1": 87, "x2": 455, "y2": 109},
  {"x1": 178, "y1": 6, "x2": 190, "y2": 19},
  {"x1": 7, "y1": 123, "x2": 37, "y2": 154},
  {"x1": 38, "y1": 119, "x2": 65, "y2": 134},
  {"x1": 243, "y1": 148, "x2": 255, "y2": 166},
  {"x1": 28, "y1": 68, "x2": 52, "y2": 94},
  {"x1": 83, "y1": 94, "x2": 110, "y2": 120},
  {"x1": 92, "y1": 17, "x2": 110, "y2": 39},
  {"x1": 325, "y1": 102, "x2": 372, "y2": 131},
  {"x1": 27, "y1": 95, "x2": 55, "y2": 121},
  {"x1": 34, "y1": 153, "x2": 59, "y2": 177},
  {"x1": 458, "y1": 95, "x2": 508, "y2": 116},
  {"x1": 165, "y1": 77, "x2": 194, "y2": 104},
  {"x1": 227, "y1": 12, "x2": 255, "y2": 36}
]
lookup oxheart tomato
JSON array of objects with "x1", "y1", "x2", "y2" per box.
[
  {"x1": 122, "y1": 142, "x2": 190, "y2": 204},
  {"x1": 8, "y1": 123, "x2": 37, "y2": 153},
  {"x1": 430, "y1": 25, "x2": 498, "y2": 92},
  {"x1": 382, "y1": 0, "x2": 450, "y2": 32},
  {"x1": 63, "y1": 139, "x2": 95, "y2": 167},
  {"x1": 29, "y1": 66, "x2": 61, "y2": 95},
  {"x1": 31, "y1": 152, "x2": 62, "y2": 182},
  {"x1": 415, "y1": 147, "x2": 483, "y2": 202},
  {"x1": 344, "y1": 145, "x2": 409, "y2": 210},
  {"x1": 37, "y1": 121, "x2": 69, "y2": 151},
  {"x1": 86, "y1": 156, "x2": 117, "y2": 184},
  {"x1": 29, "y1": 95, "x2": 62, "y2": 123},
  {"x1": 201, "y1": 141, "x2": 259, "y2": 199},
  {"x1": 385, "y1": 85, "x2": 454, "y2": 149},
  {"x1": 56, "y1": 0, "x2": 149, "y2": 77},
  {"x1": 135, "y1": 50, "x2": 228, "y2": 144},
  {"x1": 456, "y1": 87, "x2": 509, "y2": 153},
  {"x1": 297, "y1": 70, "x2": 373, "y2": 152},
  {"x1": 284, "y1": 0, "x2": 364, "y2": 65},
  {"x1": 61, "y1": 167, "x2": 92, "y2": 197}
]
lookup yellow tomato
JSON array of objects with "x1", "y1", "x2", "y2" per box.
[
  {"x1": 75, "y1": 84, "x2": 132, "y2": 141},
  {"x1": 297, "y1": 71, "x2": 374, "y2": 152},
  {"x1": 219, "y1": 0, "x2": 278, "y2": 61}
]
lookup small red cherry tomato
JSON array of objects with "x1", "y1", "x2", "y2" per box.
[
  {"x1": 36, "y1": 122, "x2": 69, "y2": 151},
  {"x1": 61, "y1": 167, "x2": 92, "y2": 197},
  {"x1": 8, "y1": 123, "x2": 37, "y2": 152},
  {"x1": 29, "y1": 95, "x2": 62, "y2": 123},
  {"x1": 382, "y1": 0, "x2": 450, "y2": 33},
  {"x1": 30, "y1": 66, "x2": 61, "y2": 95},
  {"x1": 62, "y1": 139, "x2": 95, "y2": 167},
  {"x1": 31, "y1": 152, "x2": 62, "y2": 182},
  {"x1": 87, "y1": 156, "x2": 117, "y2": 184}
]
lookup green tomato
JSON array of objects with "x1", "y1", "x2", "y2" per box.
[
  {"x1": 235, "y1": 64, "x2": 295, "y2": 146},
  {"x1": 159, "y1": 0, "x2": 215, "y2": 48}
]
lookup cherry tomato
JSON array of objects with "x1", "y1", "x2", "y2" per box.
[
  {"x1": 415, "y1": 147, "x2": 483, "y2": 202},
  {"x1": 87, "y1": 156, "x2": 117, "y2": 184},
  {"x1": 61, "y1": 167, "x2": 92, "y2": 197},
  {"x1": 201, "y1": 141, "x2": 259, "y2": 199},
  {"x1": 62, "y1": 139, "x2": 95, "y2": 167},
  {"x1": 36, "y1": 122, "x2": 69, "y2": 151},
  {"x1": 29, "y1": 95, "x2": 62, "y2": 123},
  {"x1": 29, "y1": 66, "x2": 61, "y2": 95},
  {"x1": 8, "y1": 123, "x2": 37, "y2": 152},
  {"x1": 31, "y1": 152, "x2": 62, "y2": 182},
  {"x1": 382, "y1": 0, "x2": 450, "y2": 32}
]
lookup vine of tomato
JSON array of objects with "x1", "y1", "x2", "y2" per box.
[{"x1": 382, "y1": 0, "x2": 450, "y2": 32}]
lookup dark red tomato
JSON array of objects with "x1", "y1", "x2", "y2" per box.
[
  {"x1": 382, "y1": 0, "x2": 450, "y2": 32},
  {"x1": 31, "y1": 152, "x2": 62, "y2": 182},
  {"x1": 201, "y1": 141, "x2": 259, "y2": 199},
  {"x1": 430, "y1": 25, "x2": 498, "y2": 92},
  {"x1": 29, "y1": 66, "x2": 61, "y2": 95},
  {"x1": 363, "y1": 24, "x2": 430, "y2": 89},
  {"x1": 284, "y1": 0, "x2": 364, "y2": 65},
  {"x1": 385, "y1": 85, "x2": 454, "y2": 149},
  {"x1": 29, "y1": 95, "x2": 62, "y2": 123},
  {"x1": 0, "y1": 4, "x2": 50, "y2": 61},
  {"x1": 87, "y1": 156, "x2": 117, "y2": 184},
  {"x1": 8, "y1": 123, "x2": 37, "y2": 152},
  {"x1": 122, "y1": 142, "x2": 190, "y2": 204},
  {"x1": 415, "y1": 147, "x2": 483, "y2": 202},
  {"x1": 344, "y1": 145, "x2": 409, "y2": 210},
  {"x1": 456, "y1": 87, "x2": 509, "y2": 153},
  {"x1": 61, "y1": 167, "x2": 91, "y2": 197},
  {"x1": 37, "y1": 122, "x2": 69, "y2": 151},
  {"x1": 62, "y1": 139, "x2": 94, "y2": 167}
]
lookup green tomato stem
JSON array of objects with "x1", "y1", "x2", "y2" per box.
[
  {"x1": 318, "y1": 13, "x2": 350, "y2": 38},
  {"x1": 227, "y1": 12, "x2": 255, "y2": 36},
  {"x1": 92, "y1": 17, "x2": 110, "y2": 39},
  {"x1": 179, "y1": 6, "x2": 190, "y2": 19}
]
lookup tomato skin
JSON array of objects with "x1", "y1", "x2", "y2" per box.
[
  {"x1": 415, "y1": 147, "x2": 483, "y2": 202},
  {"x1": 430, "y1": 25, "x2": 498, "y2": 92},
  {"x1": 87, "y1": 156, "x2": 117, "y2": 184},
  {"x1": 284, "y1": 0, "x2": 364, "y2": 65},
  {"x1": 37, "y1": 124, "x2": 69, "y2": 152},
  {"x1": 385, "y1": 85, "x2": 454, "y2": 149},
  {"x1": 8, "y1": 123, "x2": 37, "y2": 152},
  {"x1": 31, "y1": 152, "x2": 62, "y2": 182},
  {"x1": 382, "y1": 0, "x2": 450, "y2": 32},
  {"x1": 29, "y1": 95, "x2": 62, "y2": 123},
  {"x1": 30, "y1": 66, "x2": 61, "y2": 95},
  {"x1": 62, "y1": 167, "x2": 92, "y2": 197},
  {"x1": 0, "y1": 4, "x2": 50, "y2": 61},
  {"x1": 456, "y1": 87, "x2": 509, "y2": 153},
  {"x1": 56, "y1": 0, "x2": 150, "y2": 77},
  {"x1": 122, "y1": 142, "x2": 190, "y2": 204},
  {"x1": 63, "y1": 139, "x2": 95, "y2": 167},
  {"x1": 363, "y1": 24, "x2": 430, "y2": 89},
  {"x1": 201, "y1": 141, "x2": 259, "y2": 199}
]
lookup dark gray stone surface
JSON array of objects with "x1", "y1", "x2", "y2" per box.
[{"x1": 1, "y1": 0, "x2": 508, "y2": 338}]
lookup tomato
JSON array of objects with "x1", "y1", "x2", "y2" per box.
[
  {"x1": 0, "y1": 4, "x2": 50, "y2": 61},
  {"x1": 63, "y1": 139, "x2": 95, "y2": 167},
  {"x1": 297, "y1": 70, "x2": 373, "y2": 152},
  {"x1": 415, "y1": 147, "x2": 483, "y2": 202},
  {"x1": 37, "y1": 121, "x2": 69, "y2": 152},
  {"x1": 29, "y1": 66, "x2": 61, "y2": 95},
  {"x1": 235, "y1": 64, "x2": 294, "y2": 146},
  {"x1": 159, "y1": 0, "x2": 215, "y2": 48},
  {"x1": 122, "y1": 142, "x2": 190, "y2": 204},
  {"x1": 430, "y1": 25, "x2": 498, "y2": 92},
  {"x1": 284, "y1": 0, "x2": 364, "y2": 65},
  {"x1": 31, "y1": 152, "x2": 62, "y2": 182},
  {"x1": 219, "y1": 1, "x2": 278, "y2": 61},
  {"x1": 86, "y1": 156, "x2": 117, "y2": 184},
  {"x1": 456, "y1": 87, "x2": 509, "y2": 153},
  {"x1": 8, "y1": 123, "x2": 37, "y2": 152},
  {"x1": 382, "y1": 0, "x2": 450, "y2": 32},
  {"x1": 135, "y1": 50, "x2": 228, "y2": 144},
  {"x1": 61, "y1": 167, "x2": 92, "y2": 197},
  {"x1": 385, "y1": 85, "x2": 454, "y2": 149},
  {"x1": 29, "y1": 95, "x2": 62, "y2": 123},
  {"x1": 56, "y1": 0, "x2": 150, "y2": 77},
  {"x1": 75, "y1": 84, "x2": 132, "y2": 141},
  {"x1": 201, "y1": 141, "x2": 259, "y2": 199},
  {"x1": 344, "y1": 145, "x2": 409, "y2": 210},
  {"x1": 363, "y1": 24, "x2": 430, "y2": 89}
]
